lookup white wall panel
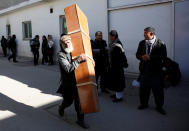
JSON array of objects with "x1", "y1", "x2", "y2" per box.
[
  {"x1": 109, "y1": 0, "x2": 157, "y2": 8},
  {"x1": 109, "y1": 3, "x2": 172, "y2": 73}
]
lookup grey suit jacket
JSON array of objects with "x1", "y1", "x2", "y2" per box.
[{"x1": 56, "y1": 50, "x2": 80, "y2": 95}]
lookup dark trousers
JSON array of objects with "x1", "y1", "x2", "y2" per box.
[
  {"x1": 8, "y1": 49, "x2": 16, "y2": 62},
  {"x1": 33, "y1": 50, "x2": 39, "y2": 65},
  {"x1": 61, "y1": 89, "x2": 84, "y2": 121},
  {"x1": 2, "y1": 47, "x2": 7, "y2": 56},
  {"x1": 139, "y1": 73, "x2": 164, "y2": 108},
  {"x1": 95, "y1": 69, "x2": 108, "y2": 91},
  {"x1": 48, "y1": 54, "x2": 54, "y2": 65},
  {"x1": 42, "y1": 53, "x2": 48, "y2": 64}
]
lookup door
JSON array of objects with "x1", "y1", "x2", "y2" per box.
[{"x1": 175, "y1": 1, "x2": 189, "y2": 81}]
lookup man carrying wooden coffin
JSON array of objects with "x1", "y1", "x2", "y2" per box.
[{"x1": 56, "y1": 35, "x2": 90, "y2": 129}]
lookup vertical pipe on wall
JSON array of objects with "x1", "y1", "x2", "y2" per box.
[{"x1": 172, "y1": 1, "x2": 175, "y2": 60}]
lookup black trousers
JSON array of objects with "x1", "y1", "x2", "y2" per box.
[
  {"x1": 2, "y1": 47, "x2": 7, "y2": 56},
  {"x1": 8, "y1": 48, "x2": 17, "y2": 61},
  {"x1": 139, "y1": 73, "x2": 164, "y2": 108},
  {"x1": 33, "y1": 50, "x2": 39, "y2": 65},
  {"x1": 42, "y1": 53, "x2": 48, "y2": 64},
  {"x1": 95, "y1": 68, "x2": 108, "y2": 91},
  {"x1": 61, "y1": 89, "x2": 84, "y2": 121},
  {"x1": 48, "y1": 54, "x2": 54, "y2": 65}
]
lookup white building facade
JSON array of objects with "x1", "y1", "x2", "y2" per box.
[{"x1": 0, "y1": 0, "x2": 189, "y2": 80}]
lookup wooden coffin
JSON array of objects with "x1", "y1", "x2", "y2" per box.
[{"x1": 64, "y1": 4, "x2": 100, "y2": 114}]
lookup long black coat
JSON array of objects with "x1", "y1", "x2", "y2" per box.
[
  {"x1": 109, "y1": 40, "x2": 126, "y2": 92},
  {"x1": 92, "y1": 39, "x2": 109, "y2": 73},
  {"x1": 56, "y1": 50, "x2": 80, "y2": 97}
]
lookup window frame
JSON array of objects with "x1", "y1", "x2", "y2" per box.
[{"x1": 22, "y1": 21, "x2": 32, "y2": 40}]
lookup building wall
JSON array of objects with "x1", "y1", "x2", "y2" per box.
[
  {"x1": 108, "y1": 2, "x2": 173, "y2": 73},
  {"x1": 0, "y1": 0, "x2": 108, "y2": 58}
]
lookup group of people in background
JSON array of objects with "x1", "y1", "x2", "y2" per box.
[
  {"x1": 1, "y1": 34, "x2": 18, "y2": 62},
  {"x1": 90, "y1": 27, "x2": 181, "y2": 116},
  {"x1": 0, "y1": 34, "x2": 55, "y2": 66},
  {"x1": 30, "y1": 35, "x2": 54, "y2": 65}
]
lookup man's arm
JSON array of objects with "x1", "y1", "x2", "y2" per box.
[
  {"x1": 58, "y1": 52, "x2": 80, "y2": 74},
  {"x1": 58, "y1": 53, "x2": 87, "y2": 74}
]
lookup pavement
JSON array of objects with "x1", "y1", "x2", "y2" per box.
[{"x1": 0, "y1": 55, "x2": 189, "y2": 131}]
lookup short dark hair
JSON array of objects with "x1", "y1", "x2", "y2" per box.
[
  {"x1": 35, "y1": 35, "x2": 39, "y2": 38},
  {"x1": 95, "y1": 31, "x2": 102, "y2": 36},
  {"x1": 144, "y1": 27, "x2": 155, "y2": 34},
  {"x1": 109, "y1": 30, "x2": 118, "y2": 39}
]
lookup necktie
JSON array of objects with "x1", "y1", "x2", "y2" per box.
[{"x1": 147, "y1": 44, "x2": 151, "y2": 55}]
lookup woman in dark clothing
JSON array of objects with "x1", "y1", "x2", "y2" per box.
[
  {"x1": 109, "y1": 30, "x2": 128, "y2": 102},
  {"x1": 1, "y1": 36, "x2": 8, "y2": 57},
  {"x1": 8, "y1": 35, "x2": 17, "y2": 62},
  {"x1": 41, "y1": 36, "x2": 48, "y2": 64}
]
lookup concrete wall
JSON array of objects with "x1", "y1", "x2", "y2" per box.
[
  {"x1": 108, "y1": 2, "x2": 173, "y2": 73},
  {"x1": 109, "y1": 0, "x2": 161, "y2": 7},
  {"x1": 0, "y1": 0, "x2": 108, "y2": 58}
]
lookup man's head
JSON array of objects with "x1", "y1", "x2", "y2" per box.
[
  {"x1": 35, "y1": 35, "x2": 39, "y2": 40},
  {"x1": 95, "y1": 31, "x2": 103, "y2": 41},
  {"x1": 144, "y1": 27, "x2": 155, "y2": 40},
  {"x1": 109, "y1": 30, "x2": 118, "y2": 41},
  {"x1": 60, "y1": 35, "x2": 73, "y2": 53},
  {"x1": 48, "y1": 35, "x2": 52, "y2": 40}
]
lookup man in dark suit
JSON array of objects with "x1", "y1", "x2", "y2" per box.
[
  {"x1": 31, "y1": 35, "x2": 40, "y2": 65},
  {"x1": 57, "y1": 35, "x2": 89, "y2": 129},
  {"x1": 136, "y1": 27, "x2": 167, "y2": 115},
  {"x1": 92, "y1": 31, "x2": 109, "y2": 93},
  {"x1": 8, "y1": 35, "x2": 18, "y2": 62}
]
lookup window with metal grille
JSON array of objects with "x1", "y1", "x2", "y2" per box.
[{"x1": 22, "y1": 21, "x2": 32, "y2": 39}]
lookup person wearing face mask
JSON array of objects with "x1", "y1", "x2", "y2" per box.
[{"x1": 136, "y1": 27, "x2": 167, "y2": 115}]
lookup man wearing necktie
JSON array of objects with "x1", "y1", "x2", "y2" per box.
[{"x1": 136, "y1": 27, "x2": 167, "y2": 115}]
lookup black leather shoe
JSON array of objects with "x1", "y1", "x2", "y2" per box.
[
  {"x1": 76, "y1": 120, "x2": 89, "y2": 129},
  {"x1": 138, "y1": 105, "x2": 148, "y2": 110},
  {"x1": 112, "y1": 98, "x2": 123, "y2": 103},
  {"x1": 58, "y1": 105, "x2": 64, "y2": 117},
  {"x1": 101, "y1": 89, "x2": 110, "y2": 94},
  {"x1": 110, "y1": 94, "x2": 116, "y2": 99},
  {"x1": 156, "y1": 107, "x2": 166, "y2": 115}
]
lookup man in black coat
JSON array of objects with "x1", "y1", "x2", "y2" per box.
[
  {"x1": 57, "y1": 35, "x2": 89, "y2": 129},
  {"x1": 1, "y1": 36, "x2": 7, "y2": 57},
  {"x1": 92, "y1": 31, "x2": 109, "y2": 93},
  {"x1": 136, "y1": 27, "x2": 167, "y2": 115},
  {"x1": 31, "y1": 35, "x2": 40, "y2": 65},
  {"x1": 8, "y1": 35, "x2": 18, "y2": 62}
]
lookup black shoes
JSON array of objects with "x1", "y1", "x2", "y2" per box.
[
  {"x1": 138, "y1": 105, "x2": 166, "y2": 115},
  {"x1": 76, "y1": 120, "x2": 90, "y2": 129},
  {"x1": 112, "y1": 98, "x2": 123, "y2": 103},
  {"x1": 101, "y1": 89, "x2": 110, "y2": 94},
  {"x1": 110, "y1": 94, "x2": 116, "y2": 99},
  {"x1": 138, "y1": 105, "x2": 149, "y2": 110},
  {"x1": 156, "y1": 107, "x2": 166, "y2": 115},
  {"x1": 58, "y1": 105, "x2": 64, "y2": 117}
]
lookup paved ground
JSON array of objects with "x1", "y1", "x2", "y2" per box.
[{"x1": 0, "y1": 55, "x2": 189, "y2": 131}]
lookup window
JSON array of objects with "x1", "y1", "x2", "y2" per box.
[
  {"x1": 6, "y1": 24, "x2": 11, "y2": 37},
  {"x1": 22, "y1": 21, "x2": 32, "y2": 39},
  {"x1": 59, "y1": 15, "x2": 68, "y2": 35}
]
